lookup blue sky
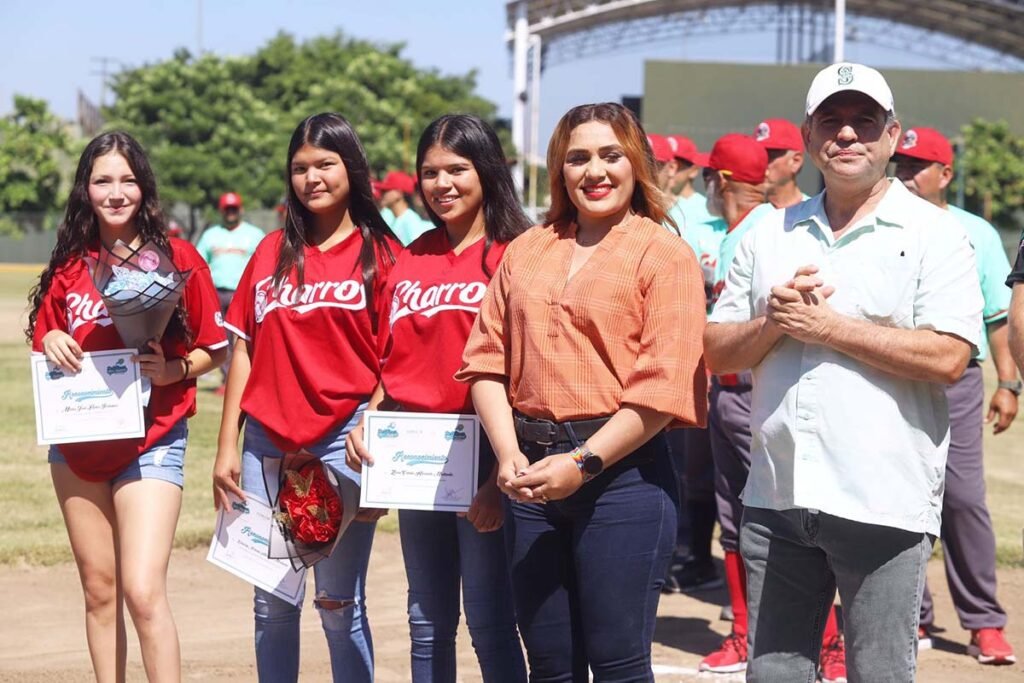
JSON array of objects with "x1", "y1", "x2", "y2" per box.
[{"x1": 1, "y1": 0, "x2": 948, "y2": 148}]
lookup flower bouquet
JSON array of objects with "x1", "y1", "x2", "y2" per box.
[
  {"x1": 262, "y1": 451, "x2": 359, "y2": 570},
  {"x1": 91, "y1": 239, "x2": 192, "y2": 353}
]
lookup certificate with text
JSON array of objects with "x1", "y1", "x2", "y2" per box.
[
  {"x1": 360, "y1": 411, "x2": 480, "y2": 512},
  {"x1": 30, "y1": 350, "x2": 146, "y2": 445},
  {"x1": 206, "y1": 494, "x2": 306, "y2": 606}
]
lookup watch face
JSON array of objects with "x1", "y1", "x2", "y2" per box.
[{"x1": 583, "y1": 455, "x2": 604, "y2": 475}]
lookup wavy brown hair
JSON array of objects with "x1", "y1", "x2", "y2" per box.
[
  {"x1": 545, "y1": 102, "x2": 673, "y2": 228},
  {"x1": 26, "y1": 131, "x2": 189, "y2": 345}
]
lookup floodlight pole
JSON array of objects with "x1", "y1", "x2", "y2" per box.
[
  {"x1": 512, "y1": 1, "x2": 529, "y2": 197},
  {"x1": 528, "y1": 34, "x2": 542, "y2": 218},
  {"x1": 834, "y1": 0, "x2": 846, "y2": 62}
]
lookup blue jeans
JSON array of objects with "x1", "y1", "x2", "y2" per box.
[
  {"x1": 742, "y1": 507, "x2": 933, "y2": 683},
  {"x1": 48, "y1": 419, "x2": 188, "y2": 487},
  {"x1": 400, "y1": 508, "x2": 527, "y2": 683},
  {"x1": 505, "y1": 433, "x2": 677, "y2": 683},
  {"x1": 241, "y1": 410, "x2": 376, "y2": 683}
]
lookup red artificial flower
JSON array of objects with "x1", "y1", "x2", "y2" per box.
[{"x1": 278, "y1": 463, "x2": 343, "y2": 545}]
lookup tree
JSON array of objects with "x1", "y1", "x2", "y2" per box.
[
  {"x1": 105, "y1": 50, "x2": 283, "y2": 234},
  {"x1": 105, "y1": 32, "x2": 513, "y2": 232},
  {"x1": 236, "y1": 32, "x2": 508, "y2": 173},
  {"x1": 960, "y1": 119, "x2": 1024, "y2": 233},
  {"x1": 0, "y1": 96, "x2": 70, "y2": 234}
]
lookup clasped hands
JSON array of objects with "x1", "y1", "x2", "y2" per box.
[
  {"x1": 766, "y1": 264, "x2": 840, "y2": 344},
  {"x1": 497, "y1": 451, "x2": 584, "y2": 505}
]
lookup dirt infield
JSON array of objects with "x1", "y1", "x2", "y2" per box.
[{"x1": 2, "y1": 531, "x2": 1021, "y2": 682}]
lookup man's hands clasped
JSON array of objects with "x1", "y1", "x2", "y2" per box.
[{"x1": 766, "y1": 264, "x2": 839, "y2": 344}]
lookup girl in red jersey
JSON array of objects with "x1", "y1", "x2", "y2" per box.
[
  {"x1": 27, "y1": 131, "x2": 228, "y2": 681},
  {"x1": 212, "y1": 113, "x2": 399, "y2": 683},
  {"x1": 346, "y1": 114, "x2": 530, "y2": 682}
]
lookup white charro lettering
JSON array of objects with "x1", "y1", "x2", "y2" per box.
[
  {"x1": 65, "y1": 292, "x2": 113, "y2": 334},
  {"x1": 252, "y1": 275, "x2": 366, "y2": 323},
  {"x1": 389, "y1": 279, "x2": 488, "y2": 326}
]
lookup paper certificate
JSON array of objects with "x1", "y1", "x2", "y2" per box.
[
  {"x1": 206, "y1": 494, "x2": 306, "y2": 606},
  {"x1": 360, "y1": 411, "x2": 480, "y2": 512},
  {"x1": 30, "y1": 349, "x2": 146, "y2": 445}
]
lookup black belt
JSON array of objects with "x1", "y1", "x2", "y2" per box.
[{"x1": 513, "y1": 413, "x2": 611, "y2": 446}]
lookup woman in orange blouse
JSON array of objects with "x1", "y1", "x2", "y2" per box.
[{"x1": 456, "y1": 102, "x2": 708, "y2": 682}]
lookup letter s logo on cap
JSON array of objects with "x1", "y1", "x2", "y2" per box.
[
  {"x1": 755, "y1": 122, "x2": 770, "y2": 142},
  {"x1": 902, "y1": 129, "x2": 918, "y2": 150},
  {"x1": 837, "y1": 65, "x2": 854, "y2": 85}
]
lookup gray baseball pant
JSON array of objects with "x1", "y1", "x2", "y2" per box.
[{"x1": 920, "y1": 361, "x2": 1007, "y2": 630}]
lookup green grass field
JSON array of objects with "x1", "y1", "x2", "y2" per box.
[
  {"x1": 0, "y1": 268, "x2": 1020, "y2": 567},
  {"x1": 0, "y1": 268, "x2": 394, "y2": 566}
]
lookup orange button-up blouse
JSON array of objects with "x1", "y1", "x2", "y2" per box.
[{"x1": 455, "y1": 214, "x2": 708, "y2": 428}]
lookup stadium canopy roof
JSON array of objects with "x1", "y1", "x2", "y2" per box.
[{"x1": 505, "y1": 0, "x2": 1024, "y2": 65}]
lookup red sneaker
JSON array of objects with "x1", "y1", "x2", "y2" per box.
[
  {"x1": 918, "y1": 626, "x2": 933, "y2": 652},
  {"x1": 699, "y1": 632, "x2": 748, "y2": 673},
  {"x1": 969, "y1": 627, "x2": 1016, "y2": 665},
  {"x1": 820, "y1": 634, "x2": 848, "y2": 683}
]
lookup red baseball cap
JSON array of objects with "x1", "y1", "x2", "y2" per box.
[
  {"x1": 218, "y1": 192, "x2": 242, "y2": 211},
  {"x1": 378, "y1": 170, "x2": 416, "y2": 195},
  {"x1": 894, "y1": 127, "x2": 953, "y2": 167},
  {"x1": 666, "y1": 135, "x2": 708, "y2": 166},
  {"x1": 753, "y1": 118, "x2": 804, "y2": 152},
  {"x1": 646, "y1": 134, "x2": 675, "y2": 164},
  {"x1": 707, "y1": 134, "x2": 768, "y2": 185}
]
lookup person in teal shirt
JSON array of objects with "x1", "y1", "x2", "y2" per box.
[
  {"x1": 378, "y1": 170, "x2": 431, "y2": 246},
  {"x1": 894, "y1": 126, "x2": 1017, "y2": 666},
  {"x1": 661, "y1": 134, "x2": 715, "y2": 241},
  {"x1": 196, "y1": 191, "x2": 265, "y2": 391}
]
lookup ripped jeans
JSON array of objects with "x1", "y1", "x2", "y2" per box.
[{"x1": 241, "y1": 412, "x2": 376, "y2": 683}]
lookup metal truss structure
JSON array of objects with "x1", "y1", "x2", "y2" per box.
[
  {"x1": 507, "y1": 1, "x2": 1024, "y2": 69},
  {"x1": 504, "y1": 0, "x2": 1024, "y2": 203}
]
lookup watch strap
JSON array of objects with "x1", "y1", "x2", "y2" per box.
[{"x1": 997, "y1": 379, "x2": 1023, "y2": 396}]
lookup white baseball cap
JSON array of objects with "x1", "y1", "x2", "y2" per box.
[{"x1": 805, "y1": 62, "x2": 895, "y2": 116}]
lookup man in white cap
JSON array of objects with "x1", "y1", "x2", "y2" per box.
[{"x1": 705, "y1": 63, "x2": 982, "y2": 681}]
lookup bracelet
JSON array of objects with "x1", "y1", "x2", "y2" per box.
[{"x1": 997, "y1": 379, "x2": 1022, "y2": 396}]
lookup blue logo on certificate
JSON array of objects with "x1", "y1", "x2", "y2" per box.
[
  {"x1": 444, "y1": 424, "x2": 467, "y2": 441},
  {"x1": 106, "y1": 358, "x2": 128, "y2": 376},
  {"x1": 46, "y1": 367, "x2": 65, "y2": 380},
  {"x1": 377, "y1": 422, "x2": 399, "y2": 439}
]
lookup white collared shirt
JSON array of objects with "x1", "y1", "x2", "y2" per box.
[{"x1": 709, "y1": 180, "x2": 982, "y2": 535}]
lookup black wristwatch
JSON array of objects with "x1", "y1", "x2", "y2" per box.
[
  {"x1": 998, "y1": 379, "x2": 1023, "y2": 397},
  {"x1": 569, "y1": 445, "x2": 604, "y2": 482}
]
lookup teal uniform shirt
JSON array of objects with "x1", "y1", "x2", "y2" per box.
[
  {"x1": 949, "y1": 205, "x2": 1012, "y2": 362},
  {"x1": 712, "y1": 194, "x2": 811, "y2": 310},
  {"x1": 195, "y1": 221, "x2": 265, "y2": 290},
  {"x1": 666, "y1": 192, "x2": 714, "y2": 240},
  {"x1": 683, "y1": 215, "x2": 728, "y2": 311},
  {"x1": 389, "y1": 209, "x2": 433, "y2": 247},
  {"x1": 380, "y1": 207, "x2": 396, "y2": 226}
]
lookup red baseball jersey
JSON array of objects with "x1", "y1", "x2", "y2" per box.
[
  {"x1": 379, "y1": 228, "x2": 507, "y2": 413},
  {"x1": 32, "y1": 238, "x2": 227, "y2": 481},
  {"x1": 225, "y1": 229, "x2": 398, "y2": 451}
]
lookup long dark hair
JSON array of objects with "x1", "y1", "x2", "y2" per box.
[
  {"x1": 415, "y1": 114, "x2": 531, "y2": 276},
  {"x1": 26, "y1": 131, "x2": 189, "y2": 344},
  {"x1": 276, "y1": 113, "x2": 397, "y2": 325},
  {"x1": 546, "y1": 102, "x2": 670, "y2": 227}
]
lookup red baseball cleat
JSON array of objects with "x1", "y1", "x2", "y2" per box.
[{"x1": 969, "y1": 627, "x2": 1016, "y2": 665}]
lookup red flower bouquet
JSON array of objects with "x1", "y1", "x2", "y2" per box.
[
  {"x1": 276, "y1": 462, "x2": 343, "y2": 545},
  {"x1": 263, "y1": 450, "x2": 357, "y2": 570}
]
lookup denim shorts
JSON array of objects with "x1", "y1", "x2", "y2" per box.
[{"x1": 48, "y1": 420, "x2": 189, "y2": 488}]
